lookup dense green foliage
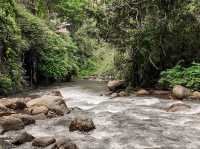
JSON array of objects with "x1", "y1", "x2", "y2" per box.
[
  {"x1": 97, "y1": 0, "x2": 200, "y2": 87},
  {"x1": 159, "y1": 63, "x2": 200, "y2": 90},
  {"x1": 74, "y1": 18, "x2": 115, "y2": 78},
  {"x1": 2, "y1": 0, "x2": 200, "y2": 95},
  {"x1": 0, "y1": 2, "x2": 79, "y2": 95},
  {"x1": 0, "y1": 0, "x2": 26, "y2": 94},
  {"x1": 56, "y1": 0, "x2": 88, "y2": 31},
  {"x1": 16, "y1": 5, "x2": 78, "y2": 80}
]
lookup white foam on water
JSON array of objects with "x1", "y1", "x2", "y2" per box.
[
  {"x1": 110, "y1": 142, "x2": 124, "y2": 149},
  {"x1": 134, "y1": 98, "x2": 160, "y2": 106},
  {"x1": 190, "y1": 123, "x2": 200, "y2": 130},
  {"x1": 25, "y1": 127, "x2": 52, "y2": 137},
  {"x1": 103, "y1": 104, "x2": 128, "y2": 113},
  {"x1": 73, "y1": 104, "x2": 95, "y2": 110},
  {"x1": 179, "y1": 106, "x2": 200, "y2": 115},
  {"x1": 128, "y1": 113, "x2": 150, "y2": 120},
  {"x1": 62, "y1": 89, "x2": 107, "y2": 106},
  {"x1": 93, "y1": 115, "x2": 113, "y2": 125},
  {"x1": 161, "y1": 117, "x2": 192, "y2": 126},
  {"x1": 91, "y1": 131, "x2": 112, "y2": 139},
  {"x1": 173, "y1": 118, "x2": 193, "y2": 126},
  {"x1": 129, "y1": 142, "x2": 161, "y2": 149}
]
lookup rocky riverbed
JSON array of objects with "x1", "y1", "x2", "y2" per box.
[{"x1": 0, "y1": 80, "x2": 200, "y2": 149}]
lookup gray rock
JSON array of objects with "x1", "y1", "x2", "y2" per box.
[
  {"x1": 190, "y1": 91, "x2": 200, "y2": 100},
  {"x1": 172, "y1": 85, "x2": 192, "y2": 99},
  {"x1": 69, "y1": 117, "x2": 95, "y2": 132},
  {"x1": 32, "y1": 113, "x2": 47, "y2": 120},
  {"x1": 107, "y1": 80, "x2": 125, "y2": 91},
  {"x1": 52, "y1": 138, "x2": 78, "y2": 149},
  {"x1": 135, "y1": 89, "x2": 150, "y2": 96},
  {"x1": 0, "y1": 116, "x2": 24, "y2": 134},
  {"x1": 118, "y1": 91, "x2": 129, "y2": 97},
  {"x1": 11, "y1": 114, "x2": 35, "y2": 125},
  {"x1": 0, "y1": 103, "x2": 15, "y2": 117},
  {"x1": 166, "y1": 103, "x2": 191, "y2": 112},
  {"x1": 28, "y1": 105, "x2": 49, "y2": 115},
  {"x1": 12, "y1": 131, "x2": 34, "y2": 145},
  {"x1": 27, "y1": 95, "x2": 69, "y2": 115},
  {"x1": 1, "y1": 99, "x2": 27, "y2": 110},
  {"x1": 32, "y1": 137, "x2": 56, "y2": 147}
]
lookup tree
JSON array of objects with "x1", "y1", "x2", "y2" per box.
[
  {"x1": 56, "y1": 0, "x2": 88, "y2": 31},
  {"x1": 97, "y1": 0, "x2": 200, "y2": 87}
]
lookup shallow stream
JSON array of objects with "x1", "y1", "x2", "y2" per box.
[{"x1": 2, "y1": 80, "x2": 200, "y2": 149}]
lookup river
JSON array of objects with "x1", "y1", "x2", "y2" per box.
[{"x1": 2, "y1": 80, "x2": 200, "y2": 149}]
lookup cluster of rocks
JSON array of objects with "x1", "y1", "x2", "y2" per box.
[
  {"x1": 165, "y1": 102, "x2": 191, "y2": 112},
  {"x1": 107, "y1": 80, "x2": 200, "y2": 101},
  {"x1": 0, "y1": 91, "x2": 69, "y2": 134},
  {"x1": 106, "y1": 80, "x2": 170, "y2": 98},
  {"x1": 69, "y1": 117, "x2": 95, "y2": 132},
  {"x1": 134, "y1": 85, "x2": 200, "y2": 101},
  {"x1": 11, "y1": 131, "x2": 78, "y2": 149},
  {"x1": 105, "y1": 80, "x2": 129, "y2": 98},
  {"x1": 172, "y1": 85, "x2": 200, "y2": 100},
  {"x1": 0, "y1": 90, "x2": 96, "y2": 148},
  {"x1": 134, "y1": 85, "x2": 198, "y2": 112},
  {"x1": 106, "y1": 80, "x2": 197, "y2": 113}
]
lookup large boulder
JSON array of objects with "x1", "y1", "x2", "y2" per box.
[
  {"x1": 32, "y1": 113, "x2": 47, "y2": 120},
  {"x1": 12, "y1": 131, "x2": 34, "y2": 145},
  {"x1": 0, "y1": 98, "x2": 27, "y2": 110},
  {"x1": 172, "y1": 85, "x2": 192, "y2": 99},
  {"x1": 135, "y1": 89, "x2": 150, "y2": 96},
  {"x1": 0, "y1": 103, "x2": 15, "y2": 117},
  {"x1": 69, "y1": 117, "x2": 95, "y2": 132},
  {"x1": 27, "y1": 95, "x2": 69, "y2": 115},
  {"x1": 189, "y1": 91, "x2": 200, "y2": 100},
  {"x1": 0, "y1": 116, "x2": 24, "y2": 134},
  {"x1": 27, "y1": 106, "x2": 49, "y2": 115},
  {"x1": 166, "y1": 103, "x2": 191, "y2": 112},
  {"x1": 52, "y1": 138, "x2": 78, "y2": 149},
  {"x1": 11, "y1": 114, "x2": 35, "y2": 125},
  {"x1": 107, "y1": 80, "x2": 125, "y2": 91},
  {"x1": 32, "y1": 137, "x2": 56, "y2": 147},
  {"x1": 118, "y1": 91, "x2": 129, "y2": 97}
]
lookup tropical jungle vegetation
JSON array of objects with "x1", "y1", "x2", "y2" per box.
[{"x1": 1, "y1": 0, "x2": 200, "y2": 95}]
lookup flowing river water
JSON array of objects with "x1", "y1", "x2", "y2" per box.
[{"x1": 2, "y1": 80, "x2": 200, "y2": 149}]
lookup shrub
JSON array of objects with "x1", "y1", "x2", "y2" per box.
[
  {"x1": 16, "y1": 5, "x2": 78, "y2": 81},
  {"x1": 74, "y1": 19, "x2": 115, "y2": 78},
  {"x1": 0, "y1": 74, "x2": 12, "y2": 95},
  {"x1": 0, "y1": 1, "x2": 26, "y2": 94},
  {"x1": 159, "y1": 63, "x2": 200, "y2": 90},
  {"x1": 98, "y1": 0, "x2": 200, "y2": 87}
]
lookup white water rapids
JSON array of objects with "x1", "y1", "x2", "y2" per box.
[{"x1": 2, "y1": 80, "x2": 200, "y2": 149}]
